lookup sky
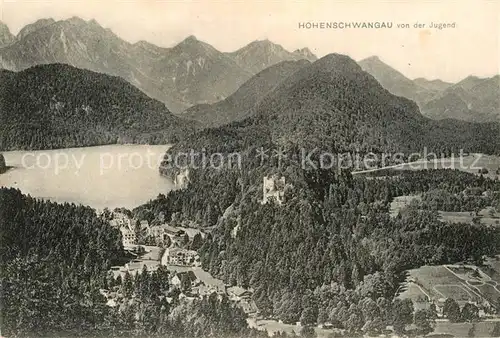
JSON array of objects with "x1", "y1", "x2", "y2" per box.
[{"x1": 0, "y1": 0, "x2": 498, "y2": 83}]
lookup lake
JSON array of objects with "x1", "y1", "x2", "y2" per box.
[{"x1": 0, "y1": 144, "x2": 175, "y2": 210}]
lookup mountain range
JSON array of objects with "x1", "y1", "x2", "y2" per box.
[
  {"x1": 1, "y1": 17, "x2": 496, "y2": 123},
  {"x1": 227, "y1": 39, "x2": 317, "y2": 74},
  {"x1": 359, "y1": 56, "x2": 499, "y2": 122},
  {"x1": 163, "y1": 53, "x2": 499, "y2": 178},
  {"x1": 0, "y1": 17, "x2": 316, "y2": 113},
  {"x1": 248, "y1": 54, "x2": 498, "y2": 154},
  {"x1": 0, "y1": 15, "x2": 497, "y2": 148},
  {"x1": 0, "y1": 64, "x2": 198, "y2": 150},
  {"x1": 421, "y1": 75, "x2": 500, "y2": 122},
  {"x1": 358, "y1": 56, "x2": 434, "y2": 104}
]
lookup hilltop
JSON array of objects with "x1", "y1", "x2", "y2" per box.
[
  {"x1": 163, "y1": 53, "x2": 500, "y2": 177},
  {"x1": 0, "y1": 64, "x2": 198, "y2": 150},
  {"x1": 227, "y1": 39, "x2": 317, "y2": 74},
  {"x1": 182, "y1": 60, "x2": 310, "y2": 127}
]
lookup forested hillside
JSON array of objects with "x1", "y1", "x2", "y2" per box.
[
  {"x1": 0, "y1": 188, "x2": 123, "y2": 335},
  {"x1": 162, "y1": 53, "x2": 499, "y2": 171},
  {"x1": 148, "y1": 53, "x2": 500, "y2": 335},
  {"x1": 0, "y1": 64, "x2": 198, "y2": 150},
  {"x1": 0, "y1": 188, "x2": 274, "y2": 337},
  {"x1": 182, "y1": 60, "x2": 310, "y2": 127},
  {"x1": 148, "y1": 157, "x2": 500, "y2": 334}
]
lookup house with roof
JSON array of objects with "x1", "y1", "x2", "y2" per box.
[
  {"x1": 108, "y1": 259, "x2": 160, "y2": 279},
  {"x1": 125, "y1": 260, "x2": 159, "y2": 272},
  {"x1": 171, "y1": 271, "x2": 200, "y2": 289},
  {"x1": 227, "y1": 286, "x2": 253, "y2": 301},
  {"x1": 148, "y1": 224, "x2": 187, "y2": 243},
  {"x1": 161, "y1": 248, "x2": 200, "y2": 267}
]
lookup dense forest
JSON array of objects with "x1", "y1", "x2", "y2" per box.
[
  {"x1": 0, "y1": 188, "x2": 122, "y2": 335},
  {"x1": 0, "y1": 188, "x2": 274, "y2": 337},
  {"x1": 0, "y1": 64, "x2": 198, "y2": 151},
  {"x1": 139, "y1": 53, "x2": 500, "y2": 336},
  {"x1": 144, "y1": 158, "x2": 500, "y2": 335},
  {"x1": 148, "y1": 55, "x2": 500, "y2": 335}
]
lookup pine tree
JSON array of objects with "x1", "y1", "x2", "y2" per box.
[
  {"x1": 122, "y1": 271, "x2": 134, "y2": 297},
  {"x1": 0, "y1": 153, "x2": 6, "y2": 173},
  {"x1": 443, "y1": 298, "x2": 462, "y2": 322},
  {"x1": 190, "y1": 233, "x2": 203, "y2": 251}
]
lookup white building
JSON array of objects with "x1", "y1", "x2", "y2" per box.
[
  {"x1": 227, "y1": 286, "x2": 253, "y2": 301},
  {"x1": 120, "y1": 226, "x2": 136, "y2": 246},
  {"x1": 262, "y1": 175, "x2": 285, "y2": 205},
  {"x1": 161, "y1": 248, "x2": 200, "y2": 267}
]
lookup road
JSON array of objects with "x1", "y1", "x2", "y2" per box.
[{"x1": 351, "y1": 159, "x2": 429, "y2": 175}]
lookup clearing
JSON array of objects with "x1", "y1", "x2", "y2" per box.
[
  {"x1": 405, "y1": 265, "x2": 483, "y2": 306},
  {"x1": 439, "y1": 210, "x2": 500, "y2": 226},
  {"x1": 390, "y1": 195, "x2": 421, "y2": 217}
]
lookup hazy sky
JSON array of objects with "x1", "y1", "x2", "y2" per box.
[{"x1": 1, "y1": 0, "x2": 498, "y2": 82}]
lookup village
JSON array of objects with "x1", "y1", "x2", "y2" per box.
[
  {"x1": 99, "y1": 209, "x2": 259, "y2": 318},
  {"x1": 97, "y1": 208, "x2": 350, "y2": 337}
]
